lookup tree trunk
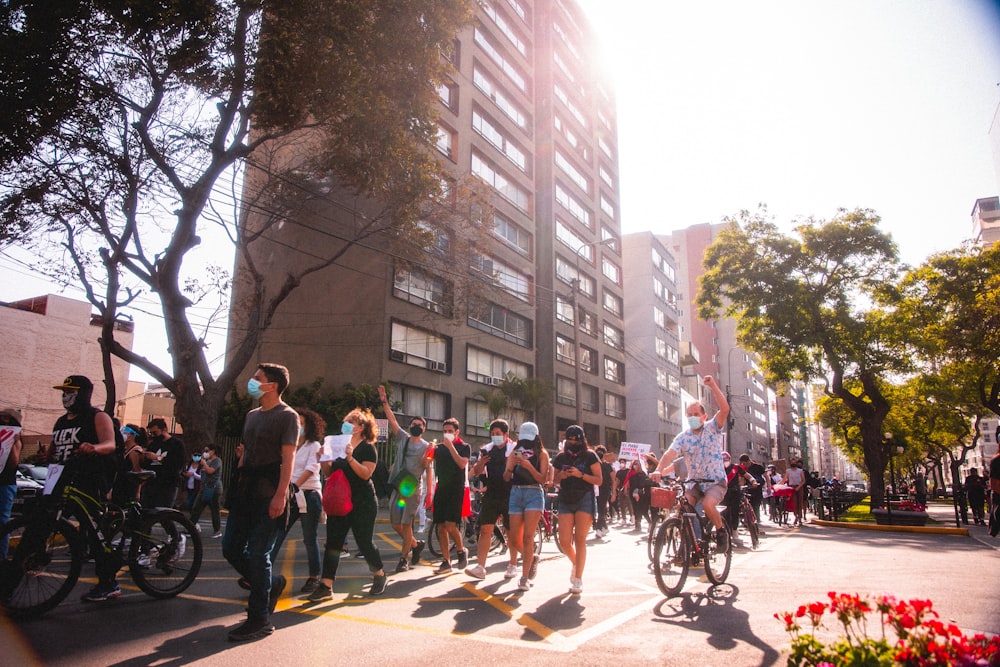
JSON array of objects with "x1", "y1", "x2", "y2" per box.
[{"x1": 860, "y1": 422, "x2": 889, "y2": 508}]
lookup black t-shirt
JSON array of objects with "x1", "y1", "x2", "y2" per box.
[
  {"x1": 144, "y1": 434, "x2": 184, "y2": 488},
  {"x1": 480, "y1": 443, "x2": 511, "y2": 496},
  {"x1": 52, "y1": 407, "x2": 114, "y2": 491},
  {"x1": 434, "y1": 439, "x2": 470, "y2": 492},
  {"x1": 331, "y1": 440, "x2": 378, "y2": 502},
  {"x1": 553, "y1": 448, "x2": 600, "y2": 500},
  {"x1": 599, "y1": 462, "x2": 614, "y2": 492}
]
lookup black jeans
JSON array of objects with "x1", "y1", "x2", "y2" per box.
[
  {"x1": 596, "y1": 489, "x2": 611, "y2": 530},
  {"x1": 321, "y1": 495, "x2": 382, "y2": 580}
]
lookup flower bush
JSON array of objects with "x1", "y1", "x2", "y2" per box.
[
  {"x1": 776, "y1": 592, "x2": 1000, "y2": 666},
  {"x1": 894, "y1": 501, "x2": 927, "y2": 512}
]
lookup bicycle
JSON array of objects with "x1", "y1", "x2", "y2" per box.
[
  {"x1": 426, "y1": 494, "x2": 506, "y2": 559},
  {"x1": 647, "y1": 487, "x2": 674, "y2": 561},
  {"x1": 533, "y1": 492, "x2": 562, "y2": 555},
  {"x1": 0, "y1": 465, "x2": 203, "y2": 618},
  {"x1": 651, "y1": 478, "x2": 732, "y2": 597},
  {"x1": 738, "y1": 488, "x2": 760, "y2": 550}
]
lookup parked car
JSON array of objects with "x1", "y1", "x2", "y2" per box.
[
  {"x1": 12, "y1": 470, "x2": 44, "y2": 516},
  {"x1": 17, "y1": 463, "x2": 48, "y2": 484}
]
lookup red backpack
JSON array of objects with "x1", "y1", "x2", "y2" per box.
[{"x1": 322, "y1": 468, "x2": 353, "y2": 516}]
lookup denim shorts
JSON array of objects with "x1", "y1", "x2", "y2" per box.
[
  {"x1": 558, "y1": 490, "x2": 596, "y2": 516},
  {"x1": 508, "y1": 485, "x2": 544, "y2": 514}
]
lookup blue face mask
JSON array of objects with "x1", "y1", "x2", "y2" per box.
[
  {"x1": 687, "y1": 415, "x2": 703, "y2": 431},
  {"x1": 341, "y1": 421, "x2": 354, "y2": 435},
  {"x1": 247, "y1": 378, "x2": 265, "y2": 399},
  {"x1": 192, "y1": 455, "x2": 201, "y2": 462},
  {"x1": 298, "y1": 425, "x2": 305, "y2": 440}
]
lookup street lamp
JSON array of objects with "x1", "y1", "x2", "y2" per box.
[{"x1": 569, "y1": 237, "x2": 616, "y2": 428}]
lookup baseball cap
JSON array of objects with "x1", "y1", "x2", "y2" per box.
[
  {"x1": 721, "y1": 451, "x2": 732, "y2": 461},
  {"x1": 53, "y1": 375, "x2": 93, "y2": 392},
  {"x1": 564, "y1": 424, "x2": 585, "y2": 440},
  {"x1": 518, "y1": 421, "x2": 539, "y2": 439}
]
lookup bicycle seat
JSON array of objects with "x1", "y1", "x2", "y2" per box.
[{"x1": 127, "y1": 470, "x2": 157, "y2": 482}]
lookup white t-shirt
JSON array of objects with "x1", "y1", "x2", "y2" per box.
[{"x1": 293, "y1": 440, "x2": 322, "y2": 492}]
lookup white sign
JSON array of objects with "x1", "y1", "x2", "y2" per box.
[
  {"x1": 619, "y1": 441, "x2": 652, "y2": 461},
  {"x1": 320, "y1": 434, "x2": 351, "y2": 462},
  {"x1": 0, "y1": 425, "x2": 19, "y2": 474}
]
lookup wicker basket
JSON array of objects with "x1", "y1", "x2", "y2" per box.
[{"x1": 650, "y1": 487, "x2": 676, "y2": 509}]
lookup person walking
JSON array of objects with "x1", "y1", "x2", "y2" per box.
[
  {"x1": 378, "y1": 384, "x2": 432, "y2": 573},
  {"x1": 594, "y1": 446, "x2": 615, "y2": 538},
  {"x1": 141, "y1": 417, "x2": 184, "y2": 509},
  {"x1": 464, "y1": 419, "x2": 518, "y2": 581},
  {"x1": 189, "y1": 444, "x2": 224, "y2": 538},
  {"x1": 503, "y1": 422, "x2": 549, "y2": 591},
  {"x1": 0, "y1": 409, "x2": 24, "y2": 559},
  {"x1": 965, "y1": 468, "x2": 987, "y2": 526},
  {"x1": 222, "y1": 363, "x2": 297, "y2": 642},
  {"x1": 781, "y1": 458, "x2": 807, "y2": 526},
  {"x1": 308, "y1": 408, "x2": 387, "y2": 601},
  {"x1": 552, "y1": 424, "x2": 602, "y2": 595},
  {"x1": 431, "y1": 418, "x2": 471, "y2": 574}
]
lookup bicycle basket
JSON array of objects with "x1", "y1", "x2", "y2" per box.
[{"x1": 650, "y1": 487, "x2": 676, "y2": 509}]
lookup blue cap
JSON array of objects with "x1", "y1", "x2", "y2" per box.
[{"x1": 518, "y1": 422, "x2": 539, "y2": 439}]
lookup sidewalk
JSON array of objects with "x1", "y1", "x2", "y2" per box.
[{"x1": 811, "y1": 499, "x2": 1000, "y2": 545}]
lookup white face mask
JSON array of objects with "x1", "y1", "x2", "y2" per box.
[
  {"x1": 491, "y1": 435, "x2": 505, "y2": 447},
  {"x1": 61, "y1": 391, "x2": 78, "y2": 410},
  {"x1": 443, "y1": 432, "x2": 455, "y2": 442}
]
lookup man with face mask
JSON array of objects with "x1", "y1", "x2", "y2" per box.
[
  {"x1": 189, "y1": 444, "x2": 223, "y2": 537},
  {"x1": 431, "y1": 417, "x2": 470, "y2": 574},
  {"x1": 780, "y1": 458, "x2": 807, "y2": 526},
  {"x1": 465, "y1": 419, "x2": 519, "y2": 580},
  {"x1": 142, "y1": 417, "x2": 185, "y2": 509},
  {"x1": 48, "y1": 375, "x2": 120, "y2": 601},
  {"x1": 378, "y1": 384, "x2": 432, "y2": 572},
  {"x1": 651, "y1": 375, "x2": 731, "y2": 551}
]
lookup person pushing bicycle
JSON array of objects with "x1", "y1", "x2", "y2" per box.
[{"x1": 650, "y1": 375, "x2": 730, "y2": 552}]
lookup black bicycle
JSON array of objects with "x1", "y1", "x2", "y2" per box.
[
  {"x1": 0, "y1": 467, "x2": 202, "y2": 618},
  {"x1": 426, "y1": 492, "x2": 506, "y2": 559},
  {"x1": 651, "y1": 478, "x2": 732, "y2": 597},
  {"x1": 738, "y1": 488, "x2": 760, "y2": 550}
]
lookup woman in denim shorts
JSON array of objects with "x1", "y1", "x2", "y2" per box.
[
  {"x1": 552, "y1": 425, "x2": 602, "y2": 595},
  {"x1": 503, "y1": 422, "x2": 550, "y2": 592}
]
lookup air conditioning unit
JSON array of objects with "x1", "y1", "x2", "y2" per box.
[
  {"x1": 389, "y1": 349, "x2": 405, "y2": 362},
  {"x1": 485, "y1": 376, "x2": 501, "y2": 386},
  {"x1": 429, "y1": 361, "x2": 448, "y2": 373}
]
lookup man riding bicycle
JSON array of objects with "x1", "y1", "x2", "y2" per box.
[{"x1": 651, "y1": 375, "x2": 730, "y2": 551}]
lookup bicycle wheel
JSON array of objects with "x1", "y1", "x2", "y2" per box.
[
  {"x1": 128, "y1": 510, "x2": 202, "y2": 598},
  {"x1": 646, "y1": 510, "x2": 662, "y2": 562},
  {"x1": 533, "y1": 521, "x2": 544, "y2": 556},
  {"x1": 742, "y1": 503, "x2": 760, "y2": 550},
  {"x1": 652, "y1": 518, "x2": 687, "y2": 597},
  {"x1": 0, "y1": 515, "x2": 85, "y2": 618},
  {"x1": 703, "y1": 522, "x2": 732, "y2": 585},
  {"x1": 490, "y1": 517, "x2": 506, "y2": 555},
  {"x1": 552, "y1": 513, "x2": 565, "y2": 554}
]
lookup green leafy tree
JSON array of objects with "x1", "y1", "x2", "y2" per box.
[
  {"x1": 0, "y1": 0, "x2": 476, "y2": 448},
  {"x1": 698, "y1": 207, "x2": 908, "y2": 507}
]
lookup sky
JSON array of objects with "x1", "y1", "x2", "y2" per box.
[
  {"x1": 577, "y1": 0, "x2": 1000, "y2": 265},
  {"x1": 2, "y1": 0, "x2": 999, "y2": 382}
]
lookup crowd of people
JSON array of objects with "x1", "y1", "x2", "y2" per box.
[{"x1": 6, "y1": 365, "x2": 1000, "y2": 644}]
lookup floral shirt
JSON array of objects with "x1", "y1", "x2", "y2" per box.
[{"x1": 667, "y1": 417, "x2": 726, "y2": 483}]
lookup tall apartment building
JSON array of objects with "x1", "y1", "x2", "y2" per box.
[
  {"x1": 670, "y1": 223, "x2": 772, "y2": 460},
  {"x1": 228, "y1": 0, "x2": 627, "y2": 446},
  {"x1": 621, "y1": 232, "x2": 687, "y2": 454},
  {"x1": 971, "y1": 196, "x2": 1000, "y2": 247}
]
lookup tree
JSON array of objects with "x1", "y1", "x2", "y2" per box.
[
  {"x1": 0, "y1": 0, "x2": 477, "y2": 448},
  {"x1": 698, "y1": 207, "x2": 908, "y2": 507}
]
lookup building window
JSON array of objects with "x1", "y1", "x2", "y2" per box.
[
  {"x1": 471, "y1": 254, "x2": 532, "y2": 303},
  {"x1": 602, "y1": 257, "x2": 621, "y2": 285},
  {"x1": 556, "y1": 219, "x2": 591, "y2": 260},
  {"x1": 604, "y1": 357, "x2": 624, "y2": 384},
  {"x1": 398, "y1": 385, "x2": 448, "y2": 431},
  {"x1": 473, "y1": 108, "x2": 527, "y2": 172},
  {"x1": 393, "y1": 267, "x2": 452, "y2": 316},
  {"x1": 579, "y1": 308, "x2": 596, "y2": 336},
  {"x1": 556, "y1": 334, "x2": 575, "y2": 366},
  {"x1": 605, "y1": 392, "x2": 626, "y2": 419},
  {"x1": 656, "y1": 368, "x2": 668, "y2": 390},
  {"x1": 555, "y1": 256, "x2": 594, "y2": 298},
  {"x1": 467, "y1": 346, "x2": 529, "y2": 385},
  {"x1": 598, "y1": 137, "x2": 613, "y2": 160},
  {"x1": 581, "y1": 384, "x2": 598, "y2": 412},
  {"x1": 657, "y1": 399, "x2": 668, "y2": 420},
  {"x1": 474, "y1": 27, "x2": 527, "y2": 92},
  {"x1": 553, "y1": 83, "x2": 586, "y2": 128},
  {"x1": 599, "y1": 164, "x2": 614, "y2": 188},
  {"x1": 556, "y1": 375, "x2": 576, "y2": 407},
  {"x1": 600, "y1": 195, "x2": 615, "y2": 220},
  {"x1": 579, "y1": 345, "x2": 597, "y2": 374},
  {"x1": 481, "y1": 1, "x2": 527, "y2": 56},
  {"x1": 466, "y1": 399, "x2": 525, "y2": 438},
  {"x1": 654, "y1": 306, "x2": 666, "y2": 329},
  {"x1": 555, "y1": 183, "x2": 592, "y2": 229},
  {"x1": 655, "y1": 337, "x2": 667, "y2": 359},
  {"x1": 390, "y1": 321, "x2": 450, "y2": 373},
  {"x1": 601, "y1": 226, "x2": 619, "y2": 253},
  {"x1": 435, "y1": 124, "x2": 456, "y2": 160},
  {"x1": 555, "y1": 149, "x2": 589, "y2": 193},
  {"x1": 472, "y1": 65, "x2": 527, "y2": 130},
  {"x1": 467, "y1": 300, "x2": 532, "y2": 348},
  {"x1": 602, "y1": 322, "x2": 623, "y2": 350},
  {"x1": 602, "y1": 290, "x2": 623, "y2": 317},
  {"x1": 491, "y1": 211, "x2": 532, "y2": 257},
  {"x1": 437, "y1": 81, "x2": 458, "y2": 111},
  {"x1": 556, "y1": 296, "x2": 574, "y2": 324},
  {"x1": 471, "y1": 151, "x2": 529, "y2": 212}
]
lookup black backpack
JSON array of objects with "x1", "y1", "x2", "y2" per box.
[{"x1": 372, "y1": 459, "x2": 391, "y2": 499}]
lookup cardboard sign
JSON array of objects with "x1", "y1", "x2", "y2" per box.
[
  {"x1": 0, "y1": 426, "x2": 19, "y2": 474},
  {"x1": 619, "y1": 441, "x2": 652, "y2": 461}
]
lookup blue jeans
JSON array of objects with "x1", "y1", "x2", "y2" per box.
[
  {"x1": 271, "y1": 489, "x2": 322, "y2": 578},
  {"x1": 0, "y1": 483, "x2": 15, "y2": 559},
  {"x1": 222, "y1": 496, "x2": 283, "y2": 621}
]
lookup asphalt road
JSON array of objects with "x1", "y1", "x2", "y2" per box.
[{"x1": 3, "y1": 505, "x2": 998, "y2": 667}]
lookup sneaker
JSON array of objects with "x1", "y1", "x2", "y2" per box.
[
  {"x1": 228, "y1": 617, "x2": 274, "y2": 642},
  {"x1": 410, "y1": 540, "x2": 425, "y2": 566},
  {"x1": 455, "y1": 548, "x2": 468, "y2": 570},
  {"x1": 135, "y1": 553, "x2": 151, "y2": 568},
  {"x1": 268, "y1": 575, "x2": 286, "y2": 616},
  {"x1": 307, "y1": 583, "x2": 332, "y2": 602},
  {"x1": 395, "y1": 557, "x2": 410, "y2": 573},
  {"x1": 300, "y1": 577, "x2": 320, "y2": 594},
  {"x1": 339, "y1": 549, "x2": 351, "y2": 558},
  {"x1": 192, "y1": 523, "x2": 201, "y2": 533},
  {"x1": 81, "y1": 584, "x2": 122, "y2": 602},
  {"x1": 716, "y1": 529, "x2": 730, "y2": 553},
  {"x1": 370, "y1": 573, "x2": 387, "y2": 596},
  {"x1": 354, "y1": 551, "x2": 366, "y2": 559},
  {"x1": 569, "y1": 577, "x2": 583, "y2": 594},
  {"x1": 528, "y1": 557, "x2": 539, "y2": 581},
  {"x1": 237, "y1": 577, "x2": 251, "y2": 591},
  {"x1": 211, "y1": 531, "x2": 223, "y2": 539},
  {"x1": 171, "y1": 534, "x2": 186, "y2": 563},
  {"x1": 503, "y1": 563, "x2": 518, "y2": 579},
  {"x1": 464, "y1": 564, "x2": 487, "y2": 580},
  {"x1": 434, "y1": 561, "x2": 452, "y2": 574},
  {"x1": 517, "y1": 576, "x2": 531, "y2": 591}
]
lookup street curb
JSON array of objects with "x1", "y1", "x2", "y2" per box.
[{"x1": 811, "y1": 519, "x2": 970, "y2": 536}]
